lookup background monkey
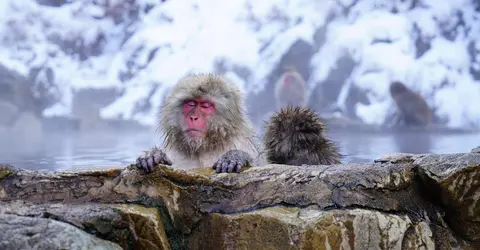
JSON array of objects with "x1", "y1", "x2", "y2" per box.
[
  {"x1": 136, "y1": 73, "x2": 260, "y2": 173},
  {"x1": 389, "y1": 81, "x2": 433, "y2": 127},
  {"x1": 274, "y1": 66, "x2": 308, "y2": 110},
  {"x1": 264, "y1": 106, "x2": 342, "y2": 165}
]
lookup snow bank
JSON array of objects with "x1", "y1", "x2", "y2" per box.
[
  {"x1": 311, "y1": 0, "x2": 480, "y2": 128},
  {"x1": 0, "y1": 0, "x2": 479, "y2": 128}
]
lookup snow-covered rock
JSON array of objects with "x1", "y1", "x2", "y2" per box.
[{"x1": 0, "y1": 0, "x2": 478, "y2": 128}]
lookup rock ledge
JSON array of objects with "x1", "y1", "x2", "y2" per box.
[{"x1": 1, "y1": 151, "x2": 479, "y2": 249}]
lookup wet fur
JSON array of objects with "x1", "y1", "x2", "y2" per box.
[
  {"x1": 390, "y1": 81, "x2": 432, "y2": 127},
  {"x1": 264, "y1": 106, "x2": 342, "y2": 165}
]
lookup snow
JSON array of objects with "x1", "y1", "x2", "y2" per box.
[{"x1": 0, "y1": 0, "x2": 479, "y2": 128}]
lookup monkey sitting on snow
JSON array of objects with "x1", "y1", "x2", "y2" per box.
[
  {"x1": 136, "y1": 73, "x2": 262, "y2": 173},
  {"x1": 263, "y1": 106, "x2": 342, "y2": 166}
]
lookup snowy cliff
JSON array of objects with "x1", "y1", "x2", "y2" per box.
[{"x1": 1, "y1": 0, "x2": 479, "y2": 128}]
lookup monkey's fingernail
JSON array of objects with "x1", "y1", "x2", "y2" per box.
[
  {"x1": 142, "y1": 159, "x2": 149, "y2": 171},
  {"x1": 147, "y1": 163, "x2": 154, "y2": 172},
  {"x1": 227, "y1": 163, "x2": 235, "y2": 173},
  {"x1": 222, "y1": 162, "x2": 229, "y2": 172},
  {"x1": 152, "y1": 155, "x2": 156, "y2": 165}
]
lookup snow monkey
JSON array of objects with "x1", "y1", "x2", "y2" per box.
[
  {"x1": 274, "y1": 66, "x2": 308, "y2": 110},
  {"x1": 389, "y1": 81, "x2": 433, "y2": 127},
  {"x1": 136, "y1": 73, "x2": 261, "y2": 173},
  {"x1": 264, "y1": 106, "x2": 342, "y2": 166}
]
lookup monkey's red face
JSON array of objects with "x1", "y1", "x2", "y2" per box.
[
  {"x1": 183, "y1": 99, "x2": 216, "y2": 138},
  {"x1": 283, "y1": 75, "x2": 294, "y2": 87}
]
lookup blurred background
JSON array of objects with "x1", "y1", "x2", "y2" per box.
[{"x1": 0, "y1": 0, "x2": 479, "y2": 171}]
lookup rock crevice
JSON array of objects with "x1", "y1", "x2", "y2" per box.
[{"x1": 1, "y1": 152, "x2": 479, "y2": 249}]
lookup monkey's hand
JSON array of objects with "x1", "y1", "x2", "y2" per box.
[
  {"x1": 135, "y1": 147, "x2": 172, "y2": 173},
  {"x1": 213, "y1": 150, "x2": 253, "y2": 173}
]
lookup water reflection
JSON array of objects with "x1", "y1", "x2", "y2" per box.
[
  {"x1": 0, "y1": 129, "x2": 479, "y2": 171},
  {"x1": 392, "y1": 132, "x2": 432, "y2": 154},
  {"x1": 0, "y1": 130, "x2": 159, "y2": 171},
  {"x1": 327, "y1": 131, "x2": 399, "y2": 163}
]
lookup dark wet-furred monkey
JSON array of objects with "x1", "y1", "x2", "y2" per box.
[
  {"x1": 389, "y1": 81, "x2": 432, "y2": 127},
  {"x1": 264, "y1": 106, "x2": 342, "y2": 166}
]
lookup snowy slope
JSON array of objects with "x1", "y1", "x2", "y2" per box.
[{"x1": 0, "y1": 0, "x2": 479, "y2": 128}]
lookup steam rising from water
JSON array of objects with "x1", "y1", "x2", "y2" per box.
[{"x1": 1, "y1": 129, "x2": 479, "y2": 171}]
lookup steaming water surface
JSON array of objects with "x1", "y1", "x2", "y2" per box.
[{"x1": 1, "y1": 129, "x2": 479, "y2": 171}]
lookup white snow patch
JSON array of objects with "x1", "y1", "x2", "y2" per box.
[{"x1": 0, "y1": 0, "x2": 479, "y2": 128}]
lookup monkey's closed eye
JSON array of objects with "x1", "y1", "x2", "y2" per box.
[
  {"x1": 200, "y1": 102, "x2": 213, "y2": 108},
  {"x1": 185, "y1": 100, "x2": 196, "y2": 106}
]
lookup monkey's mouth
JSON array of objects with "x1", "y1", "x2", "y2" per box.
[{"x1": 184, "y1": 129, "x2": 206, "y2": 138}]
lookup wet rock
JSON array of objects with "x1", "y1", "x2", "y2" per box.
[
  {"x1": 415, "y1": 153, "x2": 480, "y2": 243},
  {"x1": 0, "y1": 213, "x2": 122, "y2": 250},
  {"x1": 374, "y1": 152, "x2": 420, "y2": 164},
  {"x1": 0, "y1": 201, "x2": 170, "y2": 250},
  {"x1": 0, "y1": 151, "x2": 479, "y2": 249},
  {"x1": 189, "y1": 207, "x2": 434, "y2": 250}
]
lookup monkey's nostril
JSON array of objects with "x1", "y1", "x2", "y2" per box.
[{"x1": 190, "y1": 115, "x2": 198, "y2": 121}]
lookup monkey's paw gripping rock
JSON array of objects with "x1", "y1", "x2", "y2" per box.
[
  {"x1": 135, "y1": 147, "x2": 172, "y2": 173},
  {"x1": 213, "y1": 150, "x2": 253, "y2": 173}
]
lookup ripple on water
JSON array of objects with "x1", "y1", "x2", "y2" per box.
[{"x1": 0, "y1": 130, "x2": 479, "y2": 171}]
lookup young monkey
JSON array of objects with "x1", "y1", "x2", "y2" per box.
[
  {"x1": 264, "y1": 106, "x2": 342, "y2": 166},
  {"x1": 136, "y1": 73, "x2": 260, "y2": 173},
  {"x1": 274, "y1": 66, "x2": 308, "y2": 110}
]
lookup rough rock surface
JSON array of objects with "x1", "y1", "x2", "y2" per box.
[
  {"x1": 0, "y1": 201, "x2": 170, "y2": 250},
  {"x1": 0, "y1": 213, "x2": 122, "y2": 250},
  {"x1": 1, "y1": 149, "x2": 480, "y2": 249},
  {"x1": 415, "y1": 153, "x2": 480, "y2": 243},
  {"x1": 189, "y1": 207, "x2": 439, "y2": 250}
]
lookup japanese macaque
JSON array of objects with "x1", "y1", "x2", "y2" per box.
[
  {"x1": 389, "y1": 81, "x2": 433, "y2": 127},
  {"x1": 274, "y1": 66, "x2": 308, "y2": 110},
  {"x1": 264, "y1": 106, "x2": 342, "y2": 165},
  {"x1": 136, "y1": 73, "x2": 261, "y2": 173}
]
